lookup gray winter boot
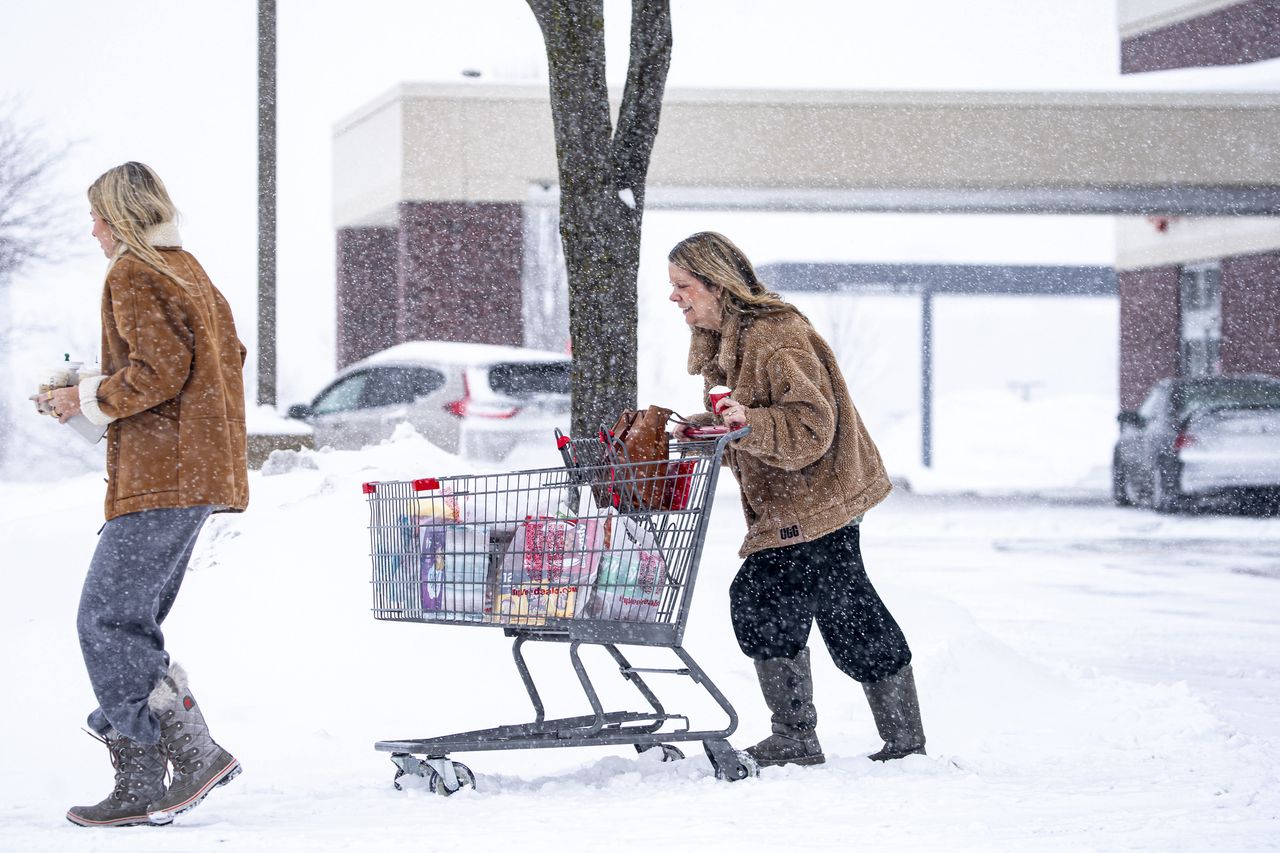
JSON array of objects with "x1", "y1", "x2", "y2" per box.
[
  {"x1": 144, "y1": 664, "x2": 241, "y2": 825},
  {"x1": 745, "y1": 647, "x2": 825, "y2": 767},
  {"x1": 66, "y1": 728, "x2": 167, "y2": 827},
  {"x1": 863, "y1": 663, "x2": 927, "y2": 761}
]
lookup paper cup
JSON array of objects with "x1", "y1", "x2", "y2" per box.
[{"x1": 709, "y1": 385, "x2": 733, "y2": 412}]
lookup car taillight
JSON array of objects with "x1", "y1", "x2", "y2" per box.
[
  {"x1": 444, "y1": 373, "x2": 520, "y2": 420},
  {"x1": 1173, "y1": 431, "x2": 1196, "y2": 452}
]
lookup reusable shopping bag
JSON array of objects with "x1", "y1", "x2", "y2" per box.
[
  {"x1": 585, "y1": 513, "x2": 668, "y2": 622},
  {"x1": 486, "y1": 515, "x2": 605, "y2": 626}
]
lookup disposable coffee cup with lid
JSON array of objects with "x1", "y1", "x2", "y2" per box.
[
  {"x1": 709, "y1": 385, "x2": 733, "y2": 412},
  {"x1": 43, "y1": 354, "x2": 83, "y2": 391}
]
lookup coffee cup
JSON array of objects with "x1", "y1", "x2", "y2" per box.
[
  {"x1": 35, "y1": 361, "x2": 82, "y2": 416},
  {"x1": 709, "y1": 385, "x2": 733, "y2": 414}
]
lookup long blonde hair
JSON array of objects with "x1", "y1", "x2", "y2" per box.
[
  {"x1": 88, "y1": 162, "x2": 188, "y2": 287},
  {"x1": 668, "y1": 231, "x2": 801, "y2": 321}
]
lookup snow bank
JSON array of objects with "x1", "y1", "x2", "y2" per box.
[{"x1": 3, "y1": 433, "x2": 1278, "y2": 850}]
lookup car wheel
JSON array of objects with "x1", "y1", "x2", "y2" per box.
[
  {"x1": 1151, "y1": 467, "x2": 1183, "y2": 514},
  {"x1": 1111, "y1": 453, "x2": 1131, "y2": 507}
]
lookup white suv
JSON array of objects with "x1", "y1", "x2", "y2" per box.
[{"x1": 287, "y1": 341, "x2": 571, "y2": 460}]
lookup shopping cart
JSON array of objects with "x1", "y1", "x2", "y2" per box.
[{"x1": 361, "y1": 425, "x2": 757, "y2": 795}]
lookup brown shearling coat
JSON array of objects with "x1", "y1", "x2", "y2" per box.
[
  {"x1": 88, "y1": 248, "x2": 249, "y2": 521},
  {"x1": 687, "y1": 308, "x2": 891, "y2": 557}
]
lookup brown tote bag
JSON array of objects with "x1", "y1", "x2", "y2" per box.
[{"x1": 596, "y1": 405, "x2": 675, "y2": 512}]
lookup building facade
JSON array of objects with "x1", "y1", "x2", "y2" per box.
[{"x1": 1116, "y1": 0, "x2": 1280, "y2": 410}]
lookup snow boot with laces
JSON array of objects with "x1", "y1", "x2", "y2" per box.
[
  {"x1": 745, "y1": 647, "x2": 826, "y2": 767},
  {"x1": 144, "y1": 663, "x2": 241, "y2": 825},
  {"x1": 863, "y1": 663, "x2": 927, "y2": 761},
  {"x1": 66, "y1": 728, "x2": 167, "y2": 827}
]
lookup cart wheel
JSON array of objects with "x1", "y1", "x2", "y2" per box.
[
  {"x1": 635, "y1": 743, "x2": 686, "y2": 762},
  {"x1": 426, "y1": 762, "x2": 476, "y2": 797},
  {"x1": 716, "y1": 747, "x2": 752, "y2": 778},
  {"x1": 390, "y1": 752, "x2": 427, "y2": 792},
  {"x1": 704, "y1": 738, "x2": 758, "y2": 782}
]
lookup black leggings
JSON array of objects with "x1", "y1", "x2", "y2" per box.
[{"x1": 729, "y1": 522, "x2": 911, "y2": 683}]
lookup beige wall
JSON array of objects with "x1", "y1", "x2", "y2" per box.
[
  {"x1": 332, "y1": 87, "x2": 405, "y2": 227},
  {"x1": 1116, "y1": 216, "x2": 1280, "y2": 270},
  {"x1": 1119, "y1": 0, "x2": 1246, "y2": 37},
  {"x1": 333, "y1": 83, "x2": 1280, "y2": 228}
]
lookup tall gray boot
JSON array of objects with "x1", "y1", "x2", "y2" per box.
[
  {"x1": 144, "y1": 664, "x2": 241, "y2": 825},
  {"x1": 745, "y1": 647, "x2": 825, "y2": 767},
  {"x1": 66, "y1": 728, "x2": 167, "y2": 827},
  {"x1": 862, "y1": 663, "x2": 927, "y2": 761}
]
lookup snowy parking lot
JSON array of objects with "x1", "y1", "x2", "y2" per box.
[{"x1": 3, "y1": 433, "x2": 1278, "y2": 852}]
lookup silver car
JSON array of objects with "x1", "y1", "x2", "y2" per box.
[
  {"x1": 1112, "y1": 375, "x2": 1280, "y2": 512},
  {"x1": 287, "y1": 341, "x2": 572, "y2": 460}
]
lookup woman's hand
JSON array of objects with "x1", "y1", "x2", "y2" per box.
[
  {"x1": 671, "y1": 421, "x2": 695, "y2": 441},
  {"x1": 46, "y1": 386, "x2": 83, "y2": 424},
  {"x1": 714, "y1": 395, "x2": 748, "y2": 430}
]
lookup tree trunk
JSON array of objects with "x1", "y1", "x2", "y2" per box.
[{"x1": 526, "y1": 0, "x2": 671, "y2": 437}]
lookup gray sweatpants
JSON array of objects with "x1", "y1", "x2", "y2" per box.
[{"x1": 78, "y1": 506, "x2": 213, "y2": 744}]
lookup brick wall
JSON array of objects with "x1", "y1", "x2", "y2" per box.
[
  {"x1": 395, "y1": 201, "x2": 524, "y2": 347},
  {"x1": 336, "y1": 226, "x2": 399, "y2": 368},
  {"x1": 1118, "y1": 266, "x2": 1181, "y2": 410},
  {"x1": 1221, "y1": 249, "x2": 1280, "y2": 377}
]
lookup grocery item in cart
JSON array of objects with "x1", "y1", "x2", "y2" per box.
[
  {"x1": 487, "y1": 516, "x2": 604, "y2": 626},
  {"x1": 372, "y1": 513, "x2": 423, "y2": 617},
  {"x1": 414, "y1": 490, "x2": 461, "y2": 615},
  {"x1": 466, "y1": 487, "x2": 564, "y2": 533},
  {"x1": 441, "y1": 523, "x2": 490, "y2": 620},
  {"x1": 589, "y1": 515, "x2": 667, "y2": 622}
]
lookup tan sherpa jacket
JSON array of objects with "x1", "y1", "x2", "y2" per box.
[
  {"x1": 687, "y1": 308, "x2": 892, "y2": 557},
  {"x1": 78, "y1": 223, "x2": 249, "y2": 521}
]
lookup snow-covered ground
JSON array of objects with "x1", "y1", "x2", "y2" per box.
[{"x1": 3, "y1": 428, "x2": 1278, "y2": 852}]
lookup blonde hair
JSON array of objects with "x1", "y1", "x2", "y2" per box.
[
  {"x1": 668, "y1": 231, "x2": 800, "y2": 321},
  {"x1": 88, "y1": 162, "x2": 188, "y2": 287}
]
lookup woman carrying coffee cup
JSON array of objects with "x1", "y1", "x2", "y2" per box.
[
  {"x1": 668, "y1": 231, "x2": 925, "y2": 768},
  {"x1": 45, "y1": 163, "x2": 246, "y2": 827}
]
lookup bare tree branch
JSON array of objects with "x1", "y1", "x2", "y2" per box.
[
  {"x1": 0, "y1": 100, "x2": 73, "y2": 474},
  {"x1": 0, "y1": 100, "x2": 70, "y2": 280},
  {"x1": 612, "y1": 0, "x2": 671, "y2": 210}
]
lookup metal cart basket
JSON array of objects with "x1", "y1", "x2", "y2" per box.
[{"x1": 361, "y1": 426, "x2": 757, "y2": 794}]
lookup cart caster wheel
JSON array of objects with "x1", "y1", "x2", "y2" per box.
[
  {"x1": 390, "y1": 752, "x2": 423, "y2": 791},
  {"x1": 427, "y1": 762, "x2": 476, "y2": 797},
  {"x1": 704, "y1": 739, "x2": 758, "y2": 781},
  {"x1": 712, "y1": 750, "x2": 759, "y2": 782},
  {"x1": 636, "y1": 743, "x2": 686, "y2": 762}
]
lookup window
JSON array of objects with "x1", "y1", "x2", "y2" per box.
[
  {"x1": 1174, "y1": 380, "x2": 1280, "y2": 421},
  {"x1": 487, "y1": 362, "x2": 571, "y2": 397},
  {"x1": 1138, "y1": 384, "x2": 1167, "y2": 424},
  {"x1": 361, "y1": 367, "x2": 446, "y2": 408},
  {"x1": 1179, "y1": 263, "x2": 1222, "y2": 378},
  {"x1": 311, "y1": 373, "x2": 369, "y2": 415}
]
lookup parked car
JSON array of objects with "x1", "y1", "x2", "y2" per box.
[
  {"x1": 287, "y1": 341, "x2": 571, "y2": 459},
  {"x1": 1112, "y1": 375, "x2": 1280, "y2": 512}
]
